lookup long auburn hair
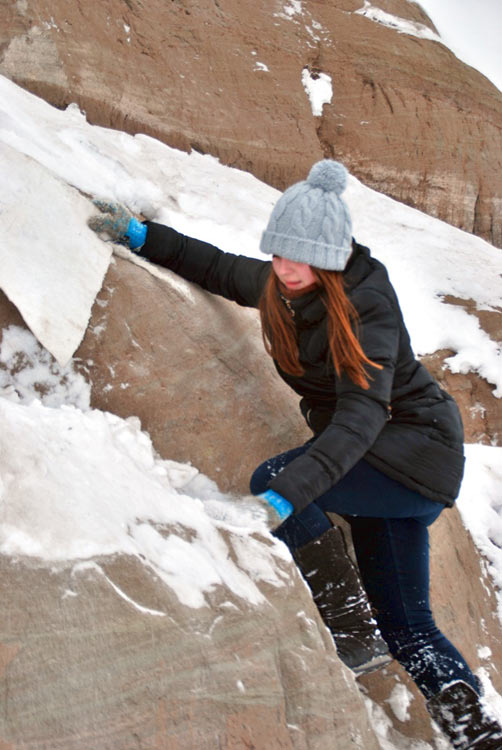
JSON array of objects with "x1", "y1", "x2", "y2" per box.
[{"x1": 259, "y1": 268, "x2": 382, "y2": 390}]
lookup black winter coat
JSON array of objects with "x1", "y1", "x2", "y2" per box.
[{"x1": 138, "y1": 222, "x2": 465, "y2": 512}]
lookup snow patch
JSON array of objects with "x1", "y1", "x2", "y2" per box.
[
  {"x1": 0, "y1": 325, "x2": 90, "y2": 410},
  {"x1": 0, "y1": 144, "x2": 112, "y2": 366},
  {"x1": 476, "y1": 668, "x2": 502, "y2": 725},
  {"x1": 280, "y1": 0, "x2": 303, "y2": 19},
  {"x1": 273, "y1": 1, "x2": 330, "y2": 46},
  {"x1": 301, "y1": 68, "x2": 333, "y2": 116},
  {"x1": 457, "y1": 445, "x2": 502, "y2": 622},
  {"x1": 354, "y1": 2, "x2": 442, "y2": 42},
  {"x1": 0, "y1": 395, "x2": 289, "y2": 609},
  {"x1": 363, "y1": 696, "x2": 438, "y2": 749},
  {"x1": 386, "y1": 682, "x2": 414, "y2": 723},
  {"x1": 477, "y1": 645, "x2": 492, "y2": 660}
]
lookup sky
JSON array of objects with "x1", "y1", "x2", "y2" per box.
[
  {"x1": 416, "y1": 0, "x2": 501, "y2": 91},
  {"x1": 1, "y1": 75, "x2": 502, "y2": 744}
]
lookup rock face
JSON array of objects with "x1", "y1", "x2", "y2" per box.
[
  {"x1": 0, "y1": 548, "x2": 380, "y2": 749},
  {"x1": 1, "y1": 0, "x2": 501, "y2": 247},
  {"x1": 1, "y1": 254, "x2": 501, "y2": 747}
]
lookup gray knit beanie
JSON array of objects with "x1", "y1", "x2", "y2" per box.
[{"x1": 259, "y1": 160, "x2": 353, "y2": 270}]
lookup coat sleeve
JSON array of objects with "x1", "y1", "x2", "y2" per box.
[
  {"x1": 137, "y1": 221, "x2": 271, "y2": 308},
  {"x1": 268, "y1": 287, "x2": 401, "y2": 513}
]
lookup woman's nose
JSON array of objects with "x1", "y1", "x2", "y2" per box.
[{"x1": 275, "y1": 257, "x2": 289, "y2": 273}]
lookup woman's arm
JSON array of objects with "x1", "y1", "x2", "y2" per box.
[
  {"x1": 268, "y1": 287, "x2": 400, "y2": 512},
  {"x1": 137, "y1": 221, "x2": 271, "y2": 308}
]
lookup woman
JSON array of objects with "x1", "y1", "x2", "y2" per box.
[{"x1": 89, "y1": 160, "x2": 502, "y2": 749}]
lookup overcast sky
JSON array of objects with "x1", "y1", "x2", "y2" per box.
[{"x1": 416, "y1": 0, "x2": 501, "y2": 91}]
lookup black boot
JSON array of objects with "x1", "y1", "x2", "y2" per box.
[
  {"x1": 293, "y1": 526, "x2": 392, "y2": 674},
  {"x1": 427, "y1": 681, "x2": 502, "y2": 749}
]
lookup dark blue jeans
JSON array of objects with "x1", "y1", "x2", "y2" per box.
[{"x1": 250, "y1": 441, "x2": 479, "y2": 699}]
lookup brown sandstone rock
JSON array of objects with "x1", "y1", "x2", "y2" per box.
[
  {"x1": 422, "y1": 349, "x2": 502, "y2": 446},
  {"x1": 1, "y1": 0, "x2": 501, "y2": 246},
  {"x1": 0, "y1": 549, "x2": 380, "y2": 749}
]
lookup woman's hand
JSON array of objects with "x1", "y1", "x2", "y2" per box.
[
  {"x1": 259, "y1": 490, "x2": 294, "y2": 522},
  {"x1": 88, "y1": 201, "x2": 147, "y2": 250}
]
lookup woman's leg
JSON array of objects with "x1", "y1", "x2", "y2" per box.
[
  {"x1": 348, "y1": 516, "x2": 480, "y2": 699},
  {"x1": 250, "y1": 444, "x2": 479, "y2": 693},
  {"x1": 250, "y1": 444, "x2": 390, "y2": 673}
]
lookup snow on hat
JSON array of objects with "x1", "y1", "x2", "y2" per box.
[{"x1": 259, "y1": 160, "x2": 353, "y2": 270}]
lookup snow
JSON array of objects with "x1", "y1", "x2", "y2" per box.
[
  {"x1": 0, "y1": 340, "x2": 285, "y2": 608},
  {"x1": 457, "y1": 444, "x2": 502, "y2": 621},
  {"x1": 364, "y1": 696, "x2": 447, "y2": 749},
  {"x1": 0, "y1": 144, "x2": 112, "y2": 367},
  {"x1": 0, "y1": 75, "x2": 502, "y2": 744},
  {"x1": 354, "y1": 2, "x2": 442, "y2": 42},
  {"x1": 386, "y1": 683, "x2": 414, "y2": 723},
  {"x1": 301, "y1": 67, "x2": 333, "y2": 116},
  {"x1": 279, "y1": 0, "x2": 303, "y2": 19},
  {"x1": 274, "y1": 1, "x2": 330, "y2": 47},
  {"x1": 0, "y1": 325, "x2": 90, "y2": 410}
]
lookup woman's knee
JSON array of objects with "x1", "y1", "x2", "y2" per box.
[
  {"x1": 249, "y1": 441, "x2": 313, "y2": 495},
  {"x1": 249, "y1": 463, "x2": 270, "y2": 495}
]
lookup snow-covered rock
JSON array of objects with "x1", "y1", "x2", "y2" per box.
[{"x1": 0, "y1": 143, "x2": 111, "y2": 366}]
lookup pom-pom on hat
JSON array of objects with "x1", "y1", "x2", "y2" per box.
[{"x1": 260, "y1": 160, "x2": 353, "y2": 270}]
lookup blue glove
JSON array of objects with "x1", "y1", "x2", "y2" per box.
[
  {"x1": 88, "y1": 201, "x2": 147, "y2": 250},
  {"x1": 259, "y1": 490, "x2": 294, "y2": 523}
]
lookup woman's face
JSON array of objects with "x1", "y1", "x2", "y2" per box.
[{"x1": 272, "y1": 256, "x2": 318, "y2": 291}]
